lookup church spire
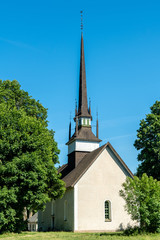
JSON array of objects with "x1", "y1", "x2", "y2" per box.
[
  {"x1": 78, "y1": 30, "x2": 91, "y2": 118},
  {"x1": 66, "y1": 14, "x2": 101, "y2": 162}
]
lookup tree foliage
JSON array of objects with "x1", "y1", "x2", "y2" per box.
[
  {"x1": 134, "y1": 101, "x2": 160, "y2": 180},
  {"x1": 0, "y1": 80, "x2": 65, "y2": 232},
  {"x1": 120, "y1": 174, "x2": 160, "y2": 233}
]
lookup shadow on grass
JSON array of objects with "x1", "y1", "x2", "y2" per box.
[{"x1": 99, "y1": 232, "x2": 123, "y2": 237}]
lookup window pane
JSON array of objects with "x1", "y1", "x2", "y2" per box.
[{"x1": 105, "y1": 201, "x2": 111, "y2": 221}]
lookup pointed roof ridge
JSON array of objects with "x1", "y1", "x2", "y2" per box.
[{"x1": 78, "y1": 32, "x2": 91, "y2": 118}]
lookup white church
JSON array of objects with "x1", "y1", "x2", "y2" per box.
[{"x1": 37, "y1": 31, "x2": 136, "y2": 232}]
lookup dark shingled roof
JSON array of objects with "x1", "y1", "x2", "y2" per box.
[
  {"x1": 66, "y1": 127, "x2": 101, "y2": 145},
  {"x1": 58, "y1": 164, "x2": 68, "y2": 174},
  {"x1": 61, "y1": 142, "x2": 134, "y2": 188}
]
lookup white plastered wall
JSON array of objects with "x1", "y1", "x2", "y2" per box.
[
  {"x1": 75, "y1": 146, "x2": 137, "y2": 231},
  {"x1": 68, "y1": 140, "x2": 99, "y2": 154},
  {"x1": 54, "y1": 188, "x2": 74, "y2": 231},
  {"x1": 38, "y1": 202, "x2": 52, "y2": 231},
  {"x1": 38, "y1": 189, "x2": 74, "y2": 231}
]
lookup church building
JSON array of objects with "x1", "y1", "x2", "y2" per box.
[{"x1": 38, "y1": 31, "x2": 136, "y2": 232}]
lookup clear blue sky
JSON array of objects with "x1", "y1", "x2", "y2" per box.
[{"x1": 1, "y1": 0, "x2": 160, "y2": 173}]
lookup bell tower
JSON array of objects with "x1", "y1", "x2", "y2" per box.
[{"x1": 66, "y1": 21, "x2": 101, "y2": 170}]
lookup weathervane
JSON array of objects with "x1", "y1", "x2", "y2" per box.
[{"x1": 80, "y1": 10, "x2": 83, "y2": 31}]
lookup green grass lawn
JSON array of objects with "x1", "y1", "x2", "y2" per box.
[{"x1": 0, "y1": 232, "x2": 160, "y2": 240}]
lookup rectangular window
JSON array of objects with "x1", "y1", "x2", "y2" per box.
[
  {"x1": 64, "y1": 200, "x2": 67, "y2": 221},
  {"x1": 83, "y1": 118, "x2": 85, "y2": 125}
]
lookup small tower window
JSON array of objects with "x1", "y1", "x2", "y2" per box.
[
  {"x1": 87, "y1": 119, "x2": 89, "y2": 126},
  {"x1": 105, "y1": 200, "x2": 111, "y2": 221},
  {"x1": 83, "y1": 118, "x2": 85, "y2": 125}
]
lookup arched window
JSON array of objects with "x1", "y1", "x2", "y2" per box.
[{"x1": 104, "y1": 200, "x2": 111, "y2": 221}]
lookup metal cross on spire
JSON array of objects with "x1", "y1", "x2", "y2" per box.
[{"x1": 80, "y1": 10, "x2": 83, "y2": 31}]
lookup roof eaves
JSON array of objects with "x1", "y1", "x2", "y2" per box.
[{"x1": 58, "y1": 164, "x2": 68, "y2": 174}]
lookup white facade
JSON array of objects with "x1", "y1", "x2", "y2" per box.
[
  {"x1": 68, "y1": 140, "x2": 100, "y2": 154},
  {"x1": 38, "y1": 189, "x2": 74, "y2": 231},
  {"x1": 38, "y1": 145, "x2": 137, "y2": 232},
  {"x1": 73, "y1": 146, "x2": 136, "y2": 231}
]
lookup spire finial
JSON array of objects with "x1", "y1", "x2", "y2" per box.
[{"x1": 80, "y1": 10, "x2": 83, "y2": 31}]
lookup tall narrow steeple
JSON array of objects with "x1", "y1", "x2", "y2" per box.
[
  {"x1": 78, "y1": 32, "x2": 91, "y2": 118},
  {"x1": 66, "y1": 14, "x2": 101, "y2": 170}
]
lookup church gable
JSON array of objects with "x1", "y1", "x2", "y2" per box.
[
  {"x1": 75, "y1": 144, "x2": 134, "y2": 231},
  {"x1": 77, "y1": 144, "x2": 132, "y2": 187},
  {"x1": 62, "y1": 142, "x2": 133, "y2": 188},
  {"x1": 62, "y1": 144, "x2": 106, "y2": 187}
]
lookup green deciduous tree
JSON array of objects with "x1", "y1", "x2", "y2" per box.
[
  {"x1": 134, "y1": 101, "x2": 160, "y2": 180},
  {"x1": 120, "y1": 174, "x2": 160, "y2": 233},
  {"x1": 0, "y1": 80, "x2": 65, "y2": 232}
]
